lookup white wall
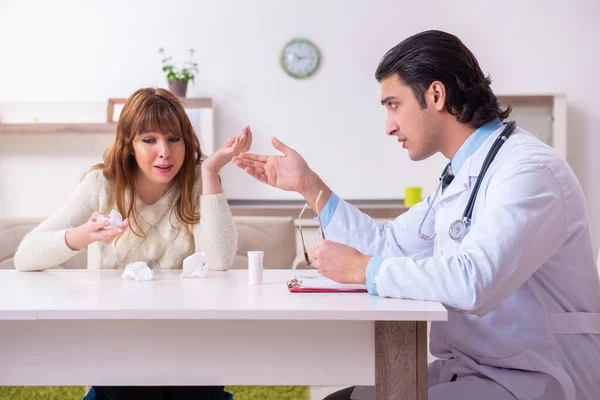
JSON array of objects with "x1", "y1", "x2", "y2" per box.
[{"x1": 1, "y1": 0, "x2": 600, "y2": 250}]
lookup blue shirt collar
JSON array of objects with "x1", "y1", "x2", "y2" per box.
[{"x1": 450, "y1": 118, "x2": 504, "y2": 175}]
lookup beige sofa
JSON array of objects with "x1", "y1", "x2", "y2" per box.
[{"x1": 0, "y1": 216, "x2": 305, "y2": 270}]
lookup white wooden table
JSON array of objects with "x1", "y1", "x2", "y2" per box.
[{"x1": 0, "y1": 269, "x2": 446, "y2": 399}]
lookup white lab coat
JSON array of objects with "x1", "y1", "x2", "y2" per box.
[{"x1": 325, "y1": 126, "x2": 600, "y2": 400}]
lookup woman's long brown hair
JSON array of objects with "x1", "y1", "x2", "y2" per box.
[{"x1": 92, "y1": 88, "x2": 204, "y2": 236}]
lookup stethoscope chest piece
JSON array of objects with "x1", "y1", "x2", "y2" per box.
[{"x1": 449, "y1": 219, "x2": 467, "y2": 241}]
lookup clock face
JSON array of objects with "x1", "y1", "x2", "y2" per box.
[{"x1": 281, "y1": 38, "x2": 320, "y2": 79}]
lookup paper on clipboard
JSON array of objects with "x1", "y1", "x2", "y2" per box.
[{"x1": 287, "y1": 275, "x2": 368, "y2": 293}]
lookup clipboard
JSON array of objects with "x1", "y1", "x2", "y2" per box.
[{"x1": 287, "y1": 276, "x2": 368, "y2": 293}]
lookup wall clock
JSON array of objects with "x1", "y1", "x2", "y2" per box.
[{"x1": 280, "y1": 38, "x2": 320, "y2": 79}]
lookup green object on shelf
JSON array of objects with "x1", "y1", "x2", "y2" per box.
[{"x1": 0, "y1": 386, "x2": 310, "y2": 400}]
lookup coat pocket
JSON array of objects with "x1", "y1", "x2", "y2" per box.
[{"x1": 472, "y1": 352, "x2": 548, "y2": 400}]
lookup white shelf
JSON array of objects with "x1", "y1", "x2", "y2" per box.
[{"x1": 498, "y1": 94, "x2": 567, "y2": 159}]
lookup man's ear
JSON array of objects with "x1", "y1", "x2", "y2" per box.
[{"x1": 429, "y1": 81, "x2": 446, "y2": 111}]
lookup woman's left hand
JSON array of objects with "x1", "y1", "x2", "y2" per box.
[{"x1": 202, "y1": 126, "x2": 253, "y2": 173}]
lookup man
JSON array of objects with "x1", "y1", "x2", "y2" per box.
[{"x1": 233, "y1": 30, "x2": 600, "y2": 400}]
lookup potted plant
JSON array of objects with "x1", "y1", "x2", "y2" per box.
[{"x1": 158, "y1": 48, "x2": 198, "y2": 97}]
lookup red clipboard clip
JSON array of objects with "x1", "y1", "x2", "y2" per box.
[{"x1": 288, "y1": 277, "x2": 301, "y2": 288}]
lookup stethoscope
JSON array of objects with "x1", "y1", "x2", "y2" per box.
[{"x1": 418, "y1": 121, "x2": 517, "y2": 242}]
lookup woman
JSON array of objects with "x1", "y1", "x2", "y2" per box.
[{"x1": 15, "y1": 87, "x2": 248, "y2": 399}]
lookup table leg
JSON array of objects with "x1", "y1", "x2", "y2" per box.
[{"x1": 375, "y1": 321, "x2": 427, "y2": 400}]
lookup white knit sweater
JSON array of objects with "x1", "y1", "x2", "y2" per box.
[{"x1": 14, "y1": 167, "x2": 238, "y2": 271}]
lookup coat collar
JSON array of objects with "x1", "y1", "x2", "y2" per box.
[{"x1": 440, "y1": 125, "x2": 507, "y2": 201}]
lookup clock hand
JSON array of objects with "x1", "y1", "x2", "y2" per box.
[{"x1": 289, "y1": 53, "x2": 309, "y2": 60}]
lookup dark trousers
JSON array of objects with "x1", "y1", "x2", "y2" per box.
[
  {"x1": 91, "y1": 385, "x2": 226, "y2": 400},
  {"x1": 323, "y1": 386, "x2": 356, "y2": 400},
  {"x1": 323, "y1": 375, "x2": 459, "y2": 399}
]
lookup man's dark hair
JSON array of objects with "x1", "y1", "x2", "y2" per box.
[{"x1": 375, "y1": 30, "x2": 511, "y2": 128}]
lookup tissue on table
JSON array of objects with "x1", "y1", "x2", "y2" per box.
[
  {"x1": 181, "y1": 252, "x2": 208, "y2": 278},
  {"x1": 97, "y1": 209, "x2": 123, "y2": 230},
  {"x1": 122, "y1": 261, "x2": 153, "y2": 281}
]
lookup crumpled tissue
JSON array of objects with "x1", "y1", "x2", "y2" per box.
[
  {"x1": 181, "y1": 252, "x2": 208, "y2": 278},
  {"x1": 122, "y1": 261, "x2": 153, "y2": 281},
  {"x1": 97, "y1": 209, "x2": 123, "y2": 230}
]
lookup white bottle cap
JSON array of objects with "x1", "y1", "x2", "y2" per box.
[{"x1": 247, "y1": 251, "x2": 264, "y2": 257}]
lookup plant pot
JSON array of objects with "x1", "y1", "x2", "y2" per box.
[{"x1": 168, "y1": 80, "x2": 188, "y2": 97}]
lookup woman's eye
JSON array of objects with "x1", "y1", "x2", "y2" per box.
[
  {"x1": 168, "y1": 137, "x2": 181, "y2": 143},
  {"x1": 142, "y1": 138, "x2": 156, "y2": 144}
]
